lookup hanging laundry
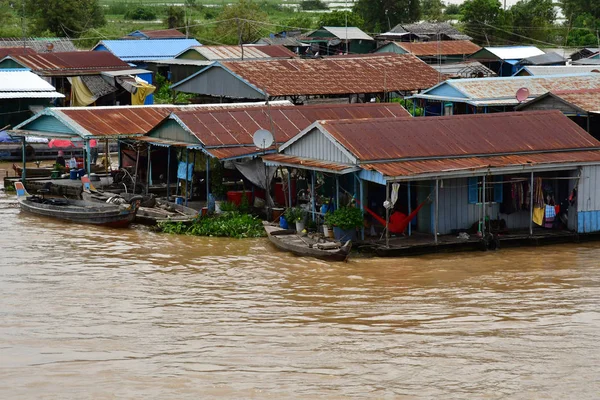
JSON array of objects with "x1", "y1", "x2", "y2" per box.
[{"x1": 533, "y1": 206, "x2": 544, "y2": 226}]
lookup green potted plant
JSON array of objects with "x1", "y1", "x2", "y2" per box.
[
  {"x1": 285, "y1": 207, "x2": 306, "y2": 232},
  {"x1": 326, "y1": 206, "x2": 363, "y2": 241}
]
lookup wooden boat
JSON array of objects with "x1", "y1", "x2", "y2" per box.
[
  {"x1": 14, "y1": 181, "x2": 139, "y2": 228},
  {"x1": 13, "y1": 163, "x2": 105, "y2": 178},
  {"x1": 263, "y1": 223, "x2": 352, "y2": 262},
  {"x1": 81, "y1": 176, "x2": 198, "y2": 226}
]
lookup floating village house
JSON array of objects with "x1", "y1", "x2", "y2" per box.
[
  {"x1": 410, "y1": 73, "x2": 600, "y2": 116},
  {"x1": 170, "y1": 53, "x2": 441, "y2": 104},
  {"x1": 514, "y1": 65, "x2": 600, "y2": 77},
  {"x1": 468, "y1": 46, "x2": 546, "y2": 76},
  {"x1": 376, "y1": 22, "x2": 472, "y2": 43},
  {"x1": 262, "y1": 111, "x2": 600, "y2": 254},
  {"x1": 516, "y1": 89, "x2": 600, "y2": 136},
  {"x1": 375, "y1": 40, "x2": 481, "y2": 64},
  {"x1": 0, "y1": 51, "x2": 154, "y2": 107},
  {"x1": 147, "y1": 45, "x2": 297, "y2": 85},
  {"x1": 0, "y1": 69, "x2": 63, "y2": 128},
  {"x1": 302, "y1": 26, "x2": 375, "y2": 55}
]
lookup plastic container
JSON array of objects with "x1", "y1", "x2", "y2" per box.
[
  {"x1": 279, "y1": 215, "x2": 288, "y2": 229},
  {"x1": 78, "y1": 169, "x2": 86, "y2": 179},
  {"x1": 175, "y1": 196, "x2": 184, "y2": 205},
  {"x1": 69, "y1": 169, "x2": 78, "y2": 180},
  {"x1": 201, "y1": 207, "x2": 208, "y2": 216},
  {"x1": 226, "y1": 191, "x2": 252, "y2": 206}
]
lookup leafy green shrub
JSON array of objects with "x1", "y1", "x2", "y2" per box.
[
  {"x1": 124, "y1": 6, "x2": 157, "y2": 21},
  {"x1": 239, "y1": 191, "x2": 250, "y2": 214},
  {"x1": 159, "y1": 212, "x2": 265, "y2": 238},
  {"x1": 219, "y1": 201, "x2": 238, "y2": 213},
  {"x1": 325, "y1": 206, "x2": 363, "y2": 230},
  {"x1": 284, "y1": 206, "x2": 305, "y2": 222}
]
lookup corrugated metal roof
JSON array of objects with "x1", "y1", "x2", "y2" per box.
[
  {"x1": 471, "y1": 46, "x2": 544, "y2": 61},
  {"x1": 520, "y1": 51, "x2": 566, "y2": 66},
  {"x1": 318, "y1": 110, "x2": 600, "y2": 162},
  {"x1": 127, "y1": 29, "x2": 187, "y2": 39},
  {"x1": 431, "y1": 61, "x2": 496, "y2": 78},
  {"x1": 5, "y1": 51, "x2": 130, "y2": 76},
  {"x1": 0, "y1": 47, "x2": 36, "y2": 59},
  {"x1": 215, "y1": 54, "x2": 440, "y2": 96},
  {"x1": 93, "y1": 39, "x2": 201, "y2": 62},
  {"x1": 400, "y1": 22, "x2": 464, "y2": 36},
  {"x1": 417, "y1": 74, "x2": 600, "y2": 104},
  {"x1": 362, "y1": 150, "x2": 600, "y2": 179},
  {"x1": 0, "y1": 37, "x2": 76, "y2": 52},
  {"x1": 205, "y1": 146, "x2": 275, "y2": 160},
  {"x1": 170, "y1": 103, "x2": 409, "y2": 147},
  {"x1": 550, "y1": 89, "x2": 600, "y2": 113},
  {"x1": 320, "y1": 27, "x2": 373, "y2": 41},
  {"x1": 518, "y1": 65, "x2": 600, "y2": 76},
  {"x1": 146, "y1": 59, "x2": 213, "y2": 67},
  {"x1": 394, "y1": 40, "x2": 481, "y2": 56},
  {"x1": 263, "y1": 153, "x2": 358, "y2": 173},
  {"x1": 14, "y1": 101, "x2": 292, "y2": 138},
  {"x1": 184, "y1": 45, "x2": 296, "y2": 60},
  {"x1": 0, "y1": 70, "x2": 63, "y2": 95}
]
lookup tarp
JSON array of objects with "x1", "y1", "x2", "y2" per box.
[
  {"x1": 0, "y1": 130, "x2": 48, "y2": 144},
  {"x1": 232, "y1": 158, "x2": 276, "y2": 191},
  {"x1": 177, "y1": 161, "x2": 193, "y2": 181},
  {"x1": 68, "y1": 76, "x2": 97, "y2": 107},
  {"x1": 48, "y1": 138, "x2": 83, "y2": 148}
]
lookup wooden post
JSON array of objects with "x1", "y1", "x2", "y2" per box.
[
  {"x1": 166, "y1": 146, "x2": 171, "y2": 201},
  {"x1": 407, "y1": 181, "x2": 412, "y2": 236},
  {"x1": 206, "y1": 156, "x2": 210, "y2": 202},
  {"x1": 117, "y1": 139, "x2": 122, "y2": 169},
  {"x1": 358, "y1": 174, "x2": 364, "y2": 241},
  {"x1": 21, "y1": 136, "x2": 26, "y2": 182},
  {"x1": 146, "y1": 143, "x2": 151, "y2": 195},
  {"x1": 311, "y1": 170, "x2": 316, "y2": 222},
  {"x1": 434, "y1": 179, "x2": 439, "y2": 244},
  {"x1": 529, "y1": 171, "x2": 534, "y2": 236},
  {"x1": 482, "y1": 175, "x2": 486, "y2": 237},
  {"x1": 287, "y1": 167, "x2": 292, "y2": 207},
  {"x1": 85, "y1": 139, "x2": 91, "y2": 174},
  {"x1": 335, "y1": 175, "x2": 340, "y2": 209},
  {"x1": 385, "y1": 181, "x2": 390, "y2": 248},
  {"x1": 190, "y1": 150, "x2": 196, "y2": 201},
  {"x1": 185, "y1": 147, "x2": 189, "y2": 206}
]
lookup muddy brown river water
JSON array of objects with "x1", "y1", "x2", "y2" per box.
[{"x1": 1, "y1": 181, "x2": 600, "y2": 398}]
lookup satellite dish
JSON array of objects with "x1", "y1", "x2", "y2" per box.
[
  {"x1": 46, "y1": 42, "x2": 54, "y2": 52},
  {"x1": 516, "y1": 87, "x2": 530, "y2": 103},
  {"x1": 253, "y1": 129, "x2": 274, "y2": 150}
]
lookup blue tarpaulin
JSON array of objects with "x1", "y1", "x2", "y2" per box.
[{"x1": 177, "y1": 161, "x2": 193, "y2": 181}]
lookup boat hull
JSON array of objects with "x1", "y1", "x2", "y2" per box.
[
  {"x1": 17, "y1": 197, "x2": 136, "y2": 227},
  {"x1": 264, "y1": 224, "x2": 351, "y2": 262}
]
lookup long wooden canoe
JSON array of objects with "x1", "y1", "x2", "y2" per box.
[{"x1": 264, "y1": 224, "x2": 351, "y2": 262}]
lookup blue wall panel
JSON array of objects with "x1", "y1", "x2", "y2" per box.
[{"x1": 577, "y1": 211, "x2": 600, "y2": 233}]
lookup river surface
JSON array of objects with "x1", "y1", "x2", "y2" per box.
[{"x1": 1, "y1": 183, "x2": 600, "y2": 399}]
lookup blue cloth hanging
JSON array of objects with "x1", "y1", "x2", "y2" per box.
[{"x1": 177, "y1": 161, "x2": 193, "y2": 181}]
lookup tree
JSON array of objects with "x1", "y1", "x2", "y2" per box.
[
  {"x1": 353, "y1": 0, "x2": 421, "y2": 33},
  {"x1": 509, "y1": 0, "x2": 556, "y2": 43},
  {"x1": 282, "y1": 14, "x2": 317, "y2": 31},
  {"x1": 215, "y1": 0, "x2": 268, "y2": 44},
  {"x1": 561, "y1": 0, "x2": 600, "y2": 21},
  {"x1": 421, "y1": 0, "x2": 444, "y2": 21},
  {"x1": 461, "y1": 0, "x2": 502, "y2": 45},
  {"x1": 317, "y1": 11, "x2": 365, "y2": 29},
  {"x1": 444, "y1": 4, "x2": 461, "y2": 16},
  {"x1": 300, "y1": 0, "x2": 328, "y2": 11},
  {"x1": 165, "y1": 6, "x2": 185, "y2": 29},
  {"x1": 25, "y1": 0, "x2": 105, "y2": 37}
]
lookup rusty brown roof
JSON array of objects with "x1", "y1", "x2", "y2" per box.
[
  {"x1": 319, "y1": 110, "x2": 600, "y2": 162},
  {"x1": 137, "y1": 29, "x2": 187, "y2": 39},
  {"x1": 218, "y1": 53, "x2": 441, "y2": 96},
  {"x1": 7, "y1": 51, "x2": 130, "y2": 76},
  {"x1": 552, "y1": 89, "x2": 600, "y2": 113},
  {"x1": 170, "y1": 103, "x2": 409, "y2": 147},
  {"x1": 263, "y1": 154, "x2": 358, "y2": 173},
  {"x1": 46, "y1": 102, "x2": 293, "y2": 137},
  {"x1": 394, "y1": 40, "x2": 481, "y2": 56},
  {"x1": 0, "y1": 47, "x2": 36, "y2": 59},
  {"x1": 362, "y1": 150, "x2": 600, "y2": 178}
]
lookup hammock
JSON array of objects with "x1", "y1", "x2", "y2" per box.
[{"x1": 360, "y1": 199, "x2": 428, "y2": 234}]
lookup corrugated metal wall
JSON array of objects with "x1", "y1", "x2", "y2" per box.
[
  {"x1": 149, "y1": 119, "x2": 202, "y2": 144},
  {"x1": 285, "y1": 128, "x2": 354, "y2": 164},
  {"x1": 577, "y1": 165, "x2": 600, "y2": 233},
  {"x1": 174, "y1": 67, "x2": 263, "y2": 99},
  {"x1": 436, "y1": 178, "x2": 531, "y2": 235}
]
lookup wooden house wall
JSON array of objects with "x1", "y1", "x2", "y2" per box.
[
  {"x1": 173, "y1": 66, "x2": 263, "y2": 99},
  {"x1": 149, "y1": 119, "x2": 202, "y2": 144},
  {"x1": 520, "y1": 96, "x2": 582, "y2": 115}
]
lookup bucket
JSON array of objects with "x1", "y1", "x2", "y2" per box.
[
  {"x1": 201, "y1": 207, "x2": 208, "y2": 216},
  {"x1": 175, "y1": 196, "x2": 184, "y2": 205},
  {"x1": 51, "y1": 170, "x2": 61, "y2": 179},
  {"x1": 69, "y1": 169, "x2": 78, "y2": 180}
]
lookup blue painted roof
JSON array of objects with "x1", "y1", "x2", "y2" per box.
[{"x1": 92, "y1": 39, "x2": 201, "y2": 62}]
